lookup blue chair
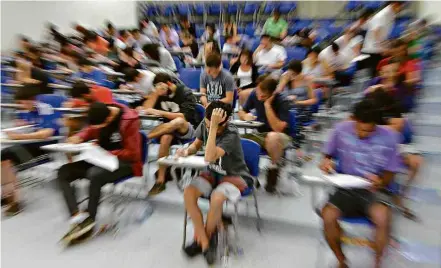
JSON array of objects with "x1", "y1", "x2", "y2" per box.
[
  {"x1": 177, "y1": 4, "x2": 190, "y2": 16},
  {"x1": 345, "y1": 0, "x2": 361, "y2": 11},
  {"x1": 162, "y1": 5, "x2": 175, "y2": 16},
  {"x1": 227, "y1": 3, "x2": 238, "y2": 14},
  {"x1": 264, "y1": 2, "x2": 279, "y2": 14},
  {"x1": 245, "y1": 24, "x2": 255, "y2": 37},
  {"x1": 243, "y1": 2, "x2": 259, "y2": 15},
  {"x1": 364, "y1": 1, "x2": 384, "y2": 9},
  {"x1": 194, "y1": 3, "x2": 205, "y2": 16},
  {"x1": 36, "y1": 94, "x2": 68, "y2": 136},
  {"x1": 195, "y1": 103, "x2": 206, "y2": 120},
  {"x1": 178, "y1": 68, "x2": 202, "y2": 91},
  {"x1": 250, "y1": 38, "x2": 261, "y2": 51},
  {"x1": 222, "y1": 58, "x2": 230, "y2": 70},
  {"x1": 173, "y1": 56, "x2": 184, "y2": 72},
  {"x1": 286, "y1": 47, "x2": 308, "y2": 62},
  {"x1": 182, "y1": 138, "x2": 262, "y2": 249},
  {"x1": 208, "y1": 3, "x2": 222, "y2": 15},
  {"x1": 195, "y1": 27, "x2": 205, "y2": 39},
  {"x1": 402, "y1": 119, "x2": 413, "y2": 145},
  {"x1": 279, "y1": 2, "x2": 296, "y2": 14}
]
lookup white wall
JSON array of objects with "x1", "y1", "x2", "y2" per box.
[
  {"x1": 417, "y1": 1, "x2": 441, "y2": 24},
  {"x1": 1, "y1": 1, "x2": 137, "y2": 51}
]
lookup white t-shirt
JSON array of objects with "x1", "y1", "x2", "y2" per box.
[
  {"x1": 362, "y1": 5, "x2": 395, "y2": 54},
  {"x1": 255, "y1": 45, "x2": 287, "y2": 67},
  {"x1": 131, "y1": 70, "x2": 155, "y2": 95},
  {"x1": 158, "y1": 47, "x2": 177, "y2": 72},
  {"x1": 143, "y1": 22, "x2": 158, "y2": 39},
  {"x1": 237, "y1": 66, "x2": 252, "y2": 88},
  {"x1": 319, "y1": 47, "x2": 350, "y2": 70}
]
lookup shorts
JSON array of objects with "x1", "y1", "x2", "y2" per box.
[
  {"x1": 1, "y1": 144, "x2": 47, "y2": 166},
  {"x1": 175, "y1": 122, "x2": 195, "y2": 140},
  {"x1": 327, "y1": 188, "x2": 392, "y2": 218},
  {"x1": 188, "y1": 171, "x2": 249, "y2": 203},
  {"x1": 241, "y1": 132, "x2": 292, "y2": 149}
]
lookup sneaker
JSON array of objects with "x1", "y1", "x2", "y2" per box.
[
  {"x1": 148, "y1": 182, "x2": 166, "y2": 196},
  {"x1": 265, "y1": 168, "x2": 279, "y2": 193},
  {"x1": 62, "y1": 217, "x2": 96, "y2": 242},
  {"x1": 183, "y1": 241, "x2": 203, "y2": 257},
  {"x1": 204, "y1": 232, "x2": 218, "y2": 265},
  {"x1": 4, "y1": 202, "x2": 23, "y2": 216},
  {"x1": 67, "y1": 229, "x2": 95, "y2": 246}
]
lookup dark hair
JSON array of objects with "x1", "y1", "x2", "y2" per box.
[
  {"x1": 273, "y1": 9, "x2": 281, "y2": 16},
  {"x1": 205, "y1": 101, "x2": 233, "y2": 124},
  {"x1": 365, "y1": 87, "x2": 402, "y2": 123},
  {"x1": 260, "y1": 34, "x2": 272, "y2": 40},
  {"x1": 239, "y1": 49, "x2": 253, "y2": 65},
  {"x1": 256, "y1": 74, "x2": 270, "y2": 85},
  {"x1": 352, "y1": 99, "x2": 380, "y2": 124},
  {"x1": 205, "y1": 53, "x2": 222, "y2": 68},
  {"x1": 71, "y1": 81, "x2": 90, "y2": 98},
  {"x1": 225, "y1": 35, "x2": 234, "y2": 41},
  {"x1": 153, "y1": 73, "x2": 173, "y2": 85},
  {"x1": 78, "y1": 57, "x2": 93, "y2": 67},
  {"x1": 259, "y1": 78, "x2": 278, "y2": 94},
  {"x1": 142, "y1": 43, "x2": 160, "y2": 62},
  {"x1": 123, "y1": 68, "x2": 141, "y2": 82},
  {"x1": 84, "y1": 31, "x2": 97, "y2": 43},
  {"x1": 14, "y1": 84, "x2": 40, "y2": 101},
  {"x1": 88, "y1": 102, "x2": 110, "y2": 125},
  {"x1": 28, "y1": 46, "x2": 40, "y2": 55},
  {"x1": 205, "y1": 39, "x2": 220, "y2": 54},
  {"x1": 287, "y1": 60, "x2": 303, "y2": 74},
  {"x1": 119, "y1": 30, "x2": 129, "y2": 37},
  {"x1": 361, "y1": 9, "x2": 375, "y2": 20},
  {"x1": 206, "y1": 23, "x2": 216, "y2": 32},
  {"x1": 308, "y1": 47, "x2": 322, "y2": 56},
  {"x1": 387, "y1": 1, "x2": 404, "y2": 6},
  {"x1": 123, "y1": 47, "x2": 134, "y2": 58},
  {"x1": 132, "y1": 28, "x2": 140, "y2": 34},
  {"x1": 331, "y1": 42, "x2": 339, "y2": 53},
  {"x1": 21, "y1": 36, "x2": 30, "y2": 42}
]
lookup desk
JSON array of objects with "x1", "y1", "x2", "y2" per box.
[
  {"x1": 1, "y1": 83, "x2": 23, "y2": 89},
  {"x1": 192, "y1": 92, "x2": 205, "y2": 97},
  {"x1": 54, "y1": 107, "x2": 87, "y2": 115},
  {"x1": 112, "y1": 90, "x2": 142, "y2": 95},
  {"x1": 0, "y1": 103, "x2": 24, "y2": 109},
  {"x1": 41, "y1": 142, "x2": 94, "y2": 153},
  {"x1": 1, "y1": 125, "x2": 35, "y2": 132},
  {"x1": 44, "y1": 69, "x2": 74, "y2": 75},
  {"x1": 158, "y1": 155, "x2": 208, "y2": 190},
  {"x1": 139, "y1": 113, "x2": 164, "y2": 121},
  {"x1": 48, "y1": 83, "x2": 72, "y2": 90},
  {"x1": 1, "y1": 136, "x2": 64, "y2": 150},
  {"x1": 230, "y1": 120, "x2": 264, "y2": 134}
]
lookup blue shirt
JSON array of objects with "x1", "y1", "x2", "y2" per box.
[
  {"x1": 17, "y1": 101, "x2": 61, "y2": 136},
  {"x1": 75, "y1": 69, "x2": 106, "y2": 86},
  {"x1": 242, "y1": 90, "x2": 292, "y2": 134}
]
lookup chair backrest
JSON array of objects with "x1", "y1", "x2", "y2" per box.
[
  {"x1": 222, "y1": 58, "x2": 230, "y2": 70},
  {"x1": 401, "y1": 118, "x2": 413, "y2": 144},
  {"x1": 311, "y1": 88, "x2": 323, "y2": 114},
  {"x1": 195, "y1": 103, "x2": 206, "y2": 121},
  {"x1": 140, "y1": 131, "x2": 148, "y2": 164},
  {"x1": 179, "y1": 68, "x2": 202, "y2": 91},
  {"x1": 288, "y1": 109, "x2": 297, "y2": 138},
  {"x1": 173, "y1": 56, "x2": 184, "y2": 72},
  {"x1": 286, "y1": 47, "x2": 308, "y2": 62},
  {"x1": 240, "y1": 138, "x2": 261, "y2": 177}
]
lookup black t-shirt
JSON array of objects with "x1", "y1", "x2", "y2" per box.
[
  {"x1": 98, "y1": 106, "x2": 123, "y2": 151},
  {"x1": 154, "y1": 85, "x2": 200, "y2": 127}
]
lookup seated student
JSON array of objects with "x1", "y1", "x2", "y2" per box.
[
  {"x1": 319, "y1": 42, "x2": 354, "y2": 86},
  {"x1": 253, "y1": 35, "x2": 287, "y2": 76},
  {"x1": 229, "y1": 49, "x2": 259, "y2": 105},
  {"x1": 142, "y1": 43, "x2": 177, "y2": 72},
  {"x1": 277, "y1": 60, "x2": 317, "y2": 148},
  {"x1": 262, "y1": 9, "x2": 288, "y2": 40},
  {"x1": 58, "y1": 102, "x2": 141, "y2": 243},
  {"x1": 84, "y1": 31, "x2": 109, "y2": 56},
  {"x1": 131, "y1": 28, "x2": 152, "y2": 49},
  {"x1": 238, "y1": 76, "x2": 292, "y2": 193},
  {"x1": 180, "y1": 30, "x2": 199, "y2": 58},
  {"x1": 185, "y1": 39, "x2": 220, "y2": 66},
  {"x1": 140, "y1": 19, "x2": 160, "y2": 41},
  {"x1": 223, "y1": 18, "x2": 241, "y2": 44},
  {"x1": 365, "y1": 88, "x2": 423, "y2": 219},
  {"x1": 302, "y1": 47, "x2": 330, "y2": 79},
  {"x1": 136, "y1": 73, "x2": 199, "y2": 195},
  {"x1": 116, "y1": 30, "x2": 136, "y2": 50},
  {"x1": 1, "y1": 85, "x2": 61, "y2": 216},
  {"x1": 179, "y1": 16, "x2": 197, "y2": 39},
  {"x1": 121, "y1": 68, "x2": 155, "y2": 96},
  {"x1": 75, "y1": 57, "x2": 106, "y2": 86},
  {"x1": 200, "y1": 23, "x2": 221, "y2": 45},
  {"x1": 222, "y1": 35, "x2": 240, "y2": 55},
  {"x1": 15, "y1": 58, "x2": 52, "y2": 94},
  {"x1": 319, "y1": 99, "x2": 399, "y2": 268},
  {"x1": 159, "y1": 24, "x2": 180, "y2": 49},
  {"x1": 178, "y1": 101, "x2": 253, "y2": 264},
  {"x1": 115, "y1": 47, "x2": 142, "y2": 72},
  {"x1": 200, "y1": 53, "x2": 235, "y2": 107}
]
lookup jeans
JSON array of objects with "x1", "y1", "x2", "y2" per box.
[{"x1": 57, "y1": 160, "x2": 133, "y2": 220}]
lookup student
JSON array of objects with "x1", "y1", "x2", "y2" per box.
[
  {"x1": 142, "y1": 43, "x2": 177, "y2": 72},
  {"x1": 238, "y1": 76, "x2": 292, "y2": 193},
  {"x1": 253, "y1": 35, "x2": 287, "y2": 75},
  {"x1": 76, "y1": 57, "x2": 106, "y2": 86},
  {"x1": 319, "y1": 42, "x2": 354, "y2": 86},
  {"x1": 229, "y1": 49, "x2": 259, "y2": 105},
  {"x1": 262, "y1": 9, "x2": 288, "y2": 40},
  {"x1": 362, "y1": 1, "x2": 404, "y2": 78},
  {"x1": 159, "y1": 24, "x2": 180, "y2": 49},
  {"x1": 185, "y1": 39, "x2": 220, "y2": 66},
  {"x1": 131, "y1": 28, "x2": 152, "y2": 49},
  {"x1": 140, "y1": 19, "x2": 160, "y2": 41},
  {"x1": 58, "y1": 102, "x2": 141, "y2": 243},
  {"x1": 1, "y1": 85, "x2": 61, "y2": 216},
  {"x1": 350, "y1": 8, "x2": 375, "y2": 40},
  {"x1": 201, "y1": 23, "x2": 221, "y2": 45},
  {"x1": 138, "y1": 73, "x2": 200, "y2": 195},
  {"x1": 114, "y1": 30, "x2": 134, "y2": 50},
  {"x1": 302, "y1": 47, "x2": 329, "y2": 79},
  {"x1": 122, "y1": 68, "x2": 156, "y2": 96},
  {"x1": 84, "y1": 31, "x2": 109, "y2": 55},
  {"x1": 178, "y1": 101, "x2": 252, "y2": 264},
  {"x1": 200, "y1": 53, "x2": 235, "y2": 107},
  {"x1": 116, "y1": 47, "x2": 142, "y2": 72},
  {"x1": 222, "y1": 35, "x2": 240, "y2": 54},
  {"x1": 179, "y1": 16, "x2": 196, "y2": 38},
  {"x1": 320, "y1": 99, "x2": 399, "y2": 268}
]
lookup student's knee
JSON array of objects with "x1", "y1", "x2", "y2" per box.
[
  {"x1": 210, "y1": 191, "x2": 227, "y2": 208},
  {"x1": 86, "y1": 167, "x2": 107, "y2": 185},
  {"x1": 160, "y1": 134, "x2": 174, "y2": 145},
  {"x1": 58, "y1": 163, "x2": 74, "y2": 180},
  {"x1": 265, "y1": 132, "x2": 282, "y2": 149},
  {"x1": 184, "y1": 186, "x2": 201, "y2": 202},
  {"x1": 370, "y1": 204, "x2": 391, "y2": 229},
  {"x1": 410, "y1": 155, "x2": 423, "y2": 171},
  {"x1": 321, "y1": 205, "x2": 341, "y2": 226},
  {"x1": 171, "y1": 117, "x2": 187, "y2": 128}
]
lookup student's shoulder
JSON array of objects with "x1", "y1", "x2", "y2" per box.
[
  {"x1": 334, "y1": 120, "x2": 354, "y2": 133},
  {"x1": 376, "y1": 125, "x2": 400, "y2": 144}
]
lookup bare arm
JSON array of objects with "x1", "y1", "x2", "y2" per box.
[
  {"x1": 295, "y1": 79, "x2": 317, "y2": 106},
  {"x1": 6, "y1": 128, "x2": 54, "y2": 140},
  {"x1": 186, "y1": 138, "x2": 203, "y2": 155},
  {"x1": 219, "y1": 91, "x2": 234, "y2": 105},
  {"x1": 268, "y1": 60, "x2": 285, "y2": 70},
  {"x1": 200, "y1": 88, "x2": 208, "y2": 107},
  {"x1": 204, "y1": 124, "x2": 225, "y2": 162},
  {"x1": 142, "y1": 92, "x2": 159, "y2": 109}
]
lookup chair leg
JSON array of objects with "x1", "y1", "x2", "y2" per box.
[
  {"x1": 182, "y1": 210, "x2": 188, "y2": 250},
  {"x1": 232, "y1": 203, "x2": 243, "y2": 256},
  {"x1": 253, "y1": 191, "x2": 262, "y2": 232}
]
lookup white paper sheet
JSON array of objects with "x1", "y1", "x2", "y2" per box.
[
  {"x1": 351, "y1": 54, "x2": 370, "y2": 63},
  {"x1": 321, "y1": 174, "x2": 372, "y2": 189},
  {"x1": 74, "y1": 146, "x2": 119, "y2": 172}
]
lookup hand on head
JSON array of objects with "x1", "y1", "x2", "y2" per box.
[{"x1": 210, "y1": 108, "x2": 227, "y2": 127}]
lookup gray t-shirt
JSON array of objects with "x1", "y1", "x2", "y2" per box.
[
  {"x1": 195, "y1": 121, "x2": 252, "y2": 186},
  {"x1": 200, "y1": 69, "x2": 235, "y2": 103}
]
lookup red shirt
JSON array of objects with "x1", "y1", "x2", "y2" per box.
[{"x1": 377, "y1": 57, "x2": 420, "y2": 76}]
